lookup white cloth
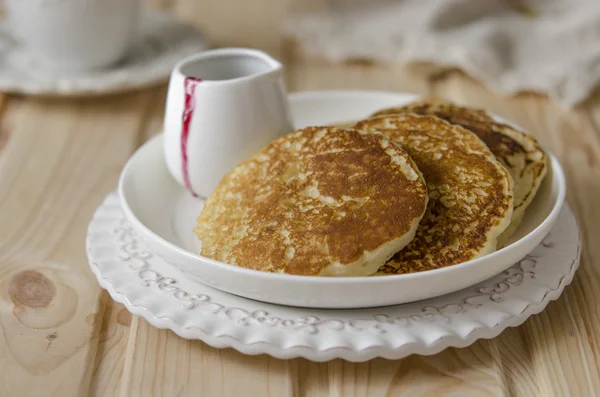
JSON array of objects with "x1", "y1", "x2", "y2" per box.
[{"x1": 286, "y1": 0, "x2": 600, "y2": 107}]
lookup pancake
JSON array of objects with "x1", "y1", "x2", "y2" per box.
[
  {"x1": 354, "y1": 114, "x2": 514, "y2": 274},
  {"x1": 194, "y1": 126, "x2": 429, "y2": 276},
  {"x1": 371, "y1": 98, "x2": 547, "y2": 244}
]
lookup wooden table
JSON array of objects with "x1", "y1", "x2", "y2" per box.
[{"x1": 1, "y1": 1, "x2": 598, "y2": 396}]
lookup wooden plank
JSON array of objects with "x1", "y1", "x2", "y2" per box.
[
  {"x1": 121, "y1": 318, "x2": 296, "y2": 397},
  {"x1": 0, "y1": 92, "x2": 155, "y2": 397},
  {"x1": 433, "y1": 72, "x2": 600, "y2": 396},
  {"x1": 89, "y1": 299, "x2": 132, "y2": 397},
  {"x1": 309, "y1": 343, "x2": 510, "y2": 397},
  {"x1": 123, "y1": 320, "x2": 520, "y2": 396},
  {"x1": 89, "y1": 86, "x2": 167, "y2": 397}
]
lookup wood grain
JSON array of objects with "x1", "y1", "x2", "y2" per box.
[
  {"x1": 88, "y1": 299, "x2": 131, "y2": 397},
  {"x1": 0, "y1": 93, "x2": 155, "y2": 396},
  {"x1": 121, "y1": 318, "x2": 296, "y2": 397},
  {"x1": 0, "y1": 0, "x2": 597, "y2": 395},
  {"x1": 122, "y1": 321, "x2": 528, "y2": 397}
]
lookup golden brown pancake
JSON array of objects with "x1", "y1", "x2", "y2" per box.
[
  {"x1": 194, "y1": 126, "x2": 428, "y2": 276},
  {"x1": 371, "y1": 98, "x2": 547, "y2": 244},
  {"x1": 354, "y1": 114, "x2": 513, "y2": 274}
]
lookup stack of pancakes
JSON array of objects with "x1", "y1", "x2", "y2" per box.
[{"x1": 194, "y1": 98, "x2": 547, "y2": 277}]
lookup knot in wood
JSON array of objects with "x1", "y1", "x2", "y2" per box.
[{"x1": 8, "y1": 270, "x2": 56, "y2": 308}]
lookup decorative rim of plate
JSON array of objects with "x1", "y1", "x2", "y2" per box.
[
  {"x1": 0, "y1": 11, "x2": 208, "y2": 96},
  {"x1": 87, "y1": 193, "x2": 580, "y2": 362}
]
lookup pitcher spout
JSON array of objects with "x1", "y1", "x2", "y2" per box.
[
  {"x1": 174, "y1": 47, "x2": 284, "y2": 84},
  {"x1": 255, "y1": 51, "x2": 283, "y2": 77}
]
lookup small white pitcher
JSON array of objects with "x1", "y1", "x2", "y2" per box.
[{"x1": 163, "y1": 48, "x2": 294, "y2": 198}]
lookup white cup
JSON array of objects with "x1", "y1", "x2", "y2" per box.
[
  {"x1": 163, "y1": 48, "x2": 294, "y2": 198},
  {"x1": 4, "y1": 0, "x2": 140, "y2": 71}
]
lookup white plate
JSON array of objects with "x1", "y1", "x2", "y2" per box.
[
  {"x1": 87, "y1": 193, "x2": 580, "y2": 362},
  {"x1": 118, "y1": 90, "x2": 567, "y2": 308},
  {"x1": 0, "y1": 11, "x2": 208, "y2": 96}
]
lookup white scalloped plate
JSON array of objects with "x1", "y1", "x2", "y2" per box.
[
  {"x1": 87, "y1": 193, "x2": 580, "y2": 362},
  {"x1": 0, "y1": 11, "x2": 208, "y2": 96}
]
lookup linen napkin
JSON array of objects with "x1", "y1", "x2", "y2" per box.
[{"x1": 286, "y1": 0, "x2": 600, "y2": 107}]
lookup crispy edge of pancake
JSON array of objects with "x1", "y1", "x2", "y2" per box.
[
  {"x1": 371, "y1": 98, "x2": 547, "y2": 245},
  {"x1": 354, "y1": 114, "x2": 514, "y2": 274},
  {"x1": 322, "y1": 130, "x2": 430, "y2": 276}
]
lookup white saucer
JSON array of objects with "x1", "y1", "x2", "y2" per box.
[
  {"x1": 87, "y1": 193, "x2": 580, "y2": 362},
  {"x1": 117, "y1": 90, "x2": 567, "y2": 308},
  {"x1": 0, "y1": 11, "x2": 208, "y2": 96}
]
